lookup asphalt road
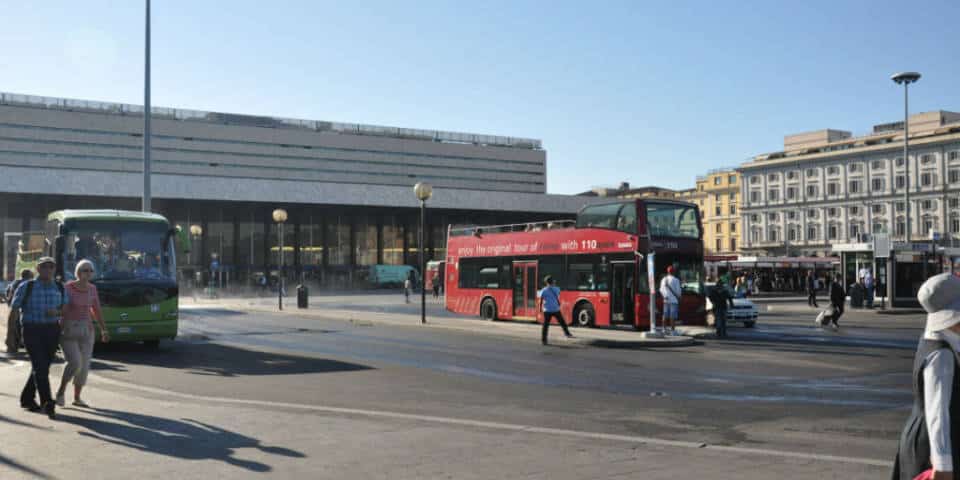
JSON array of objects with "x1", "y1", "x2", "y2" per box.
[{"x1": 85, "y1": 296, "x2": 921, "y2": 468}]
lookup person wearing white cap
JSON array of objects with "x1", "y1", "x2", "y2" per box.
[{"x1": 893, "y1": 273, "x2": 960, "y2": 480}]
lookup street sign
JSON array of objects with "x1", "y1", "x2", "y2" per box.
[{"x1": 874, "y1": 234, "x2": 891, "y2": 259}]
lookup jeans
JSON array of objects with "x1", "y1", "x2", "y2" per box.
[
  {"x1": 21, "y1": 323, "x2": 60, "y2": 407},
  {"x1": 715, "y1": 308, "x2": 728, "y2": 337},
  {"x1": 663, "y1": 303, "x2": 679, "y2": 321},
  {"x1": 541, "y1": 311, "x2": 571, "y2": 344},
  {"x1": 807, "y1": 291, "x2": 818, "y2": 307},
  {"x1": 865, "y1": 285, "x2": 874, "y2": 308},
  {"x1": 831, "y1": 301, "x2": 845, "y2": 325}
]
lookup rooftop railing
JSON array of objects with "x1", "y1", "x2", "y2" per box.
[
  {"x1": 0, "y1": 91, "x2": 542, "y2": 150},
  {"x1": 449, "y1": 219, "x2": 576, "y2": 237}
]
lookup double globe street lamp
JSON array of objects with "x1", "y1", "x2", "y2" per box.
[
  {"x1": 273, "y1": 208, "x2": 288, "y2": 311},
  {"x1": 414, "y1": 183, "x2": 433, "y2": 325}
]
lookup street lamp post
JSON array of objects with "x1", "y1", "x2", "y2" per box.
[
  {"x1": 414, "y1": 183, "x2": 433, "y2": 325},
  {"x1": 273, "y1": 209, "x2": 288, "y2": 311},
  {"x1": 189, "y1": 224, "x2": 202, "y2": 292},
  {"x1": 891, "y1": 72, "x2": 921, "y2": 244},
  {"x1": 143, "y1": 0, "x2": 152, "y2": 212}
]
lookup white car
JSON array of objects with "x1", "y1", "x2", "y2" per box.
[{"x1": 704, "y1": 283, "x2": 758, "y2": 328}]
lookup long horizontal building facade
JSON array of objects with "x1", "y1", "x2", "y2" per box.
[
  {"x1": 0, "y1": 92, "x2": 593, "y2": 284},
  {"x1": 740, "y1": 110, "x2": 960, "y2": 256}
]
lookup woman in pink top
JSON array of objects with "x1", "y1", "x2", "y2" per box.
[{"x1": 56, "y1": 259, "x2": 109, "y2": 407}]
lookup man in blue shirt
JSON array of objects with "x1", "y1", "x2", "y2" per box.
[
  {"x1": 537, "y1": 275, "x2": 573, "y2": 345},
  {"x1": 11, "y1": 256, "x2": 68, "y2": 418}
]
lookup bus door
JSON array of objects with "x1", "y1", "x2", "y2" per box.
[
  {"x1": 512, "y1": 261, "x2": 538, "y2": 319},
  {"x1": 610, "y1": 261, "x2": 635, "y2": 325}
]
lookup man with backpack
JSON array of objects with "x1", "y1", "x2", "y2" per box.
[
  {"x1": 10, "y1": 257, "x2": 68, "y2": 419},
  {"x1": 6, "y1": 269, "x2": 33, "y2": 353}
]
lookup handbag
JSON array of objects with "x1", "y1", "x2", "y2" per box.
[{"x1": 913, "y1": 469, "x2": 932, "y2": 480}]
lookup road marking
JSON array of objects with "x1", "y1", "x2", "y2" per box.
[{"x1": 85, "y1": 370, "x2": 891, "y2": 468}]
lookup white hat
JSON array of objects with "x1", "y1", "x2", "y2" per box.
[{"x1": 918, "y1": 273, "x2": 960, "y2": 332}]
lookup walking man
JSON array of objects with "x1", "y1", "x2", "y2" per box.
[
  {"x1": 709, "y1": 279, "x2": 735, "y2": 338},
  {"x1": 660, "y1": 266, "x2": 682, "y2": 334},
  {"x1": 10, "y1": 257, "x2": 68, "y2": 419},
  {"x1": 829, "y1": 274, "x2": 846, "y2": 330},
  {"x1": 537, "y1": 275, "x2": 573, "y2": 345},
  {"x1": 432, "y1": 272, "x2": 441, "y2": 299},
  {"x1": 806, "y1": 270, "x2": 819, "y2": 308},
  {"x1": 860, "y1": 267, "x2": 875, "y2": 309},
  {"x1": 5, "y1": 268, "x2": 33, "y2": 353}
]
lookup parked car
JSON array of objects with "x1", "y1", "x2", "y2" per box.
[{"x1": 704, "y1": 283, "x2": 758, "y2": 328}]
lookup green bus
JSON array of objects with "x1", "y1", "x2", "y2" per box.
[{"x1": 36, "y1": 210, "x2": 179, "y2": 347}]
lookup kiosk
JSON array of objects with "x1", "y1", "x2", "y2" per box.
[{"x1": 832, "y1": 238, "x2": 944, "y2": 308}]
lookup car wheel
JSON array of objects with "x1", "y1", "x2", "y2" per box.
[
  {"x1": 573, "y1": 303, "x2": 595, "y2": 327},
  {"x1": 743, "y1": 321, "x2": 756, "y2": 328},
  {"x1": 480, "y1": 298, "x2": 498, "y2": 321}
]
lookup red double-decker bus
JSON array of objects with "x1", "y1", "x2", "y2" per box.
[{"x1": 444, "y1": 199, "x2": 706, "y2": 329}]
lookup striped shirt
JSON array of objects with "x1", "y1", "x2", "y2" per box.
[{"x1": 11, "y1": 279, "x2": 70, "y2": 325}]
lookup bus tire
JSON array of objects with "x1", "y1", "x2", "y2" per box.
[
  {"x1": 480, "y1": 298, "x2": 498, "y2": 321},
  {"x1": 143, "y1": 339, "x2": 161, "y2": 350},
  {"x1": 573, "y1": 303, "x2": 595, "y2": 327}
]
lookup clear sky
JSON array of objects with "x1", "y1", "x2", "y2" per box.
[{"x1": 2, "y1": 0, "x2": 957, "y2": 194}]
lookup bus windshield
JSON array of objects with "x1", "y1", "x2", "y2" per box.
[
  {"x1": 576, "y1": 202, "x2": 637, "y2": 234},
  {"x1": 645, "y1": 203, "x2": 700, "y2": 239},
  {"x1": 61, "y1": 221, "x2": 175, "y2": 282}
]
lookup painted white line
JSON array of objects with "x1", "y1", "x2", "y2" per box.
[{"x1": 88, "y1": 371, "x2": 891, "y2": 468}]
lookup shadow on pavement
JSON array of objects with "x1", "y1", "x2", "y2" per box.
[
  {"x1": 91, "y1": 342, "x2": 374, "y2": 378},
  {"x1": 60, "y1": 408, "x2": 304, "y2": 472},
  {"x1": 0, "y1": 451, "x2": 54, "y2": 479}
]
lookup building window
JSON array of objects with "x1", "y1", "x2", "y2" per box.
[
  {"x1": 716, "y1": 223, "x2": 722, "y2": 233},
  {"x1": 787, "y1": 211, "x2": 797, "y2": 220},
  {"x1": 714, "y1": 176, "x2": 722, "y2": 185},
  {"x1": 807, "y1": 209, "x2": 818, "y2": 219},
  {"x1": 949, "y1": 169, "x2": 960, "y2": 183},
  {"x1": 806, "y1": 185, "x2": 818, "y2": 197},
  {"x1": 828, "y1": 224, "x2": 838, "y2": 240},
  {"x1": 850, "y1": 206, "x2": 860, "y2": 216},
  {"x1": 768, "y1": 228, "x2": 779, "y2": 242},
  {"x1": 768, "y1": 173, "x2": 779, "y2": 181},
  {"x1": 872, "y1": 204, "x2": 885, "y2": 214},
  {"x1": 730, "y1": 204, "x2": 737, "y2": 215},
  {"x1": 951, "y1": 198, "x2": 960, "y2": 209},
  {"x1": 807, "y1": 226, "x2": 817, "y2": 240},
  {"x1": 949, "y1": 151, "x2": 959, "y2": 162},
  {"x1": 788, "y1": 226, "x2": 798, "y2": 241},
  {"x1": 849, "y1": 163, "x2": 861, "y2": 173},
  {"x1": 921, "y1": 172, "x2": 934, "y2": 186},
  {"x1": 751, "y1": 229, "x2": 761, "y2": 242},
  {"x1": 728, "y1": 174, "x2": 737, "y2": 184},
  {"x1": 896, "y1": 202, "x2": 905, "y2": 212},
  {"x1": 828, "y1": 207, "x2": 839, "y2": 217},
  {"x1": 806, "y1": 168, "x2": 818, "y2": 178},
  {"x1": 923, "y1": 218, "x2": 935, "y2": 235},
  {"x1": 849, "y1": 180, "x2": 861, "y2": 194},
  {"x1": 750, "y1": 191, "x2": 761, "y2": 203},
  {"x1": 952, "y1": 216, "x2": 960, "y2": 234},
  {"x1": 896, "y1": 220, "x2": 906, "y2": 236},
  {"x1": 827, "y1": 166, "x2": 840, "y2": 175},
  {"x1": 730, "y1": 222, "x2": 737, "y2": 233},
  {"x1": 750, "y1": 214, "x2": 759, "y2": 222},
  {"x1": 871, "y1": 160, "x2": 884, "y2": 169},
  {"x1": 768, "y1": 213, "x2": 779, "y2": 222},
  {"x1": 786, "y1": 186, "x2": 797, "y2": 200},
  {"x1": 872, "y1": 178, "x2": 885, "y2": 191},
  {"x1": 896, "y1": 157, "x2": 905, "y2": 167},
  {"x1": 850, "y1": 224, "x2": 861, "y2": 239},
  {"x1": 896, "y1": 175, "x2": 906, "y2": 189},
  {"x1": 921, "y1": 154, "x2": 935, "y2": 165},
  {"x1": 728, "y1": 192, "x2": 736, "y2": 201},
  {"x1": 714, "y1": 194, "x2": 721, "y2": 202},
  {"x1": 715, "y1": 239, "x2": 723, "y2": 251},
  {"x1": 786, "y1": 171, "x2": 797, "y2": 180},
  {"x1": 873, "y1": 222, "x2": 885, "y2": 234},
  {"x1": 751, "y1": 176, "x2": 761, "y2": 185},
  {"x1": 922, "y1": 199, "x2": 934, "y2": 210},
  {"x1": 730, "y1": 238, "x2": 737, "y2": 250},
  {"x1": 768, "y1": 189, "x2": 779, "y2": 201},
  {"x1": 715, "y1": 206, "x2": 722, "y2": 216},
  {"x1": 827, "y1": 182, "x2": 839, "y2": 196}
]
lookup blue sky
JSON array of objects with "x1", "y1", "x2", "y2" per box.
[{"x1": 1, "y1": 0, "x2": 957, "y2": 194}]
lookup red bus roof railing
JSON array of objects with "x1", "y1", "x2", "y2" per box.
[{"x1": 448, "y1": 219, "x2": 576, "y2": 237}]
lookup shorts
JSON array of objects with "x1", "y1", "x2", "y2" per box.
[{"x1": 663, "y1": 303, "x2": 679, "y2": 320}]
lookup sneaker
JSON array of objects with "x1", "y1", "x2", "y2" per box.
[
  {"x1": 73, "y1": 399, "x2": 89, "y2": 408},
  {"x1": 56, "y1": 393, "x2": 65, "y2": 407}
]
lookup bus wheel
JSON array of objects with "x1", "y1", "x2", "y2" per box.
[
  {"x1": 573, "y1": 303, "x2": 595, "y2": 327},
  {"x1": 480, "y1": 299, "x2": 498, "y2": 321},
  {"x1": 143, "y1": 339, "x2": 161, "y2": 350}
]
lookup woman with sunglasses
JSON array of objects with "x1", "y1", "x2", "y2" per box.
[{"x1": 55, "y1": 259, "x2": 109, "y2": 407}]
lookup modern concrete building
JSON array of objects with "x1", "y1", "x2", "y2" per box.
[
  {"x1": 739, "y1": 110, "x2": 960, "y2": 257},
  {"x1": 578, "y1": 182, "x2": 684, "y2": 200},
  {"x1": 686, "y1": 168, "x2": 741, "y2": 256},
  {"x1": 0, "y1": 91, "x2": 592, "y2": 284}
]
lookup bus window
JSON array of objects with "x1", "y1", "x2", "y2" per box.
[
  {"x1": 595, "y1": 263, "x2": 609, "y2": 290},
  {"x1": 616, "y1": 203, "x2": 637, "y2": 234},
  {"x1": 567, "y1": 263, "x2": 596, "y2": 291},
  {"x1": 645, "y1": 203, "x2": 701, "y2": 239},
  {"x1": 576, "y1": 203, "x2": 623, "y2": 229},
  {"x1": 478, "y1": 267, "x2": 500, "y2": 288}
]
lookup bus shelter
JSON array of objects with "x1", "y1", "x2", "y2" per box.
[
  {"x1": 832, "y1": 241, "x2": 945, "y2": 308},
  {"x1": 714, "y1": 256, "x2": 838, "y2": 293}
]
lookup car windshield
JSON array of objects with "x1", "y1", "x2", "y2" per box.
[{"x1": 62, "y1": 221, "x2": 175, "y2": 282}]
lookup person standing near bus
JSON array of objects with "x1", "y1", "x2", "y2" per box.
[
  {"x1": 659, "y1": 266, "x2": 682, "y2": 334},
  {"x1": 5, "y1": 268, "x2": 33, "y2": 353},
  {"x1": 537, "y1": 275, "x2": 573, "y2": 345},
  {"x1": 806, "y1": 270, "x2": 819, "y2": 308},
  {"x1": 432, "y1": 272, "x2": 441, "y2": 300},
  {"x1": 11, "y1": 256, "x2": 68, "y2": 419},
  {"x1": 55, "y1": 260, "x2": 109, "y2": 408}
]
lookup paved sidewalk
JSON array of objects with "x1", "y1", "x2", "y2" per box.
[
  {"x1": 184, "y1": 296, "x2": 710, "y2": 347},
  {"x1": 0, "y1": 359, "x2": 889, "y2": 479}
]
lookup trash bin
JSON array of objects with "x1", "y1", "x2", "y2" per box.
[
  {"x1": 850, "y1": 283, "x2": 864, "y2": 308},
  {"x1": 297, "y1": 284, "x2": 308, "y2": 309}
]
